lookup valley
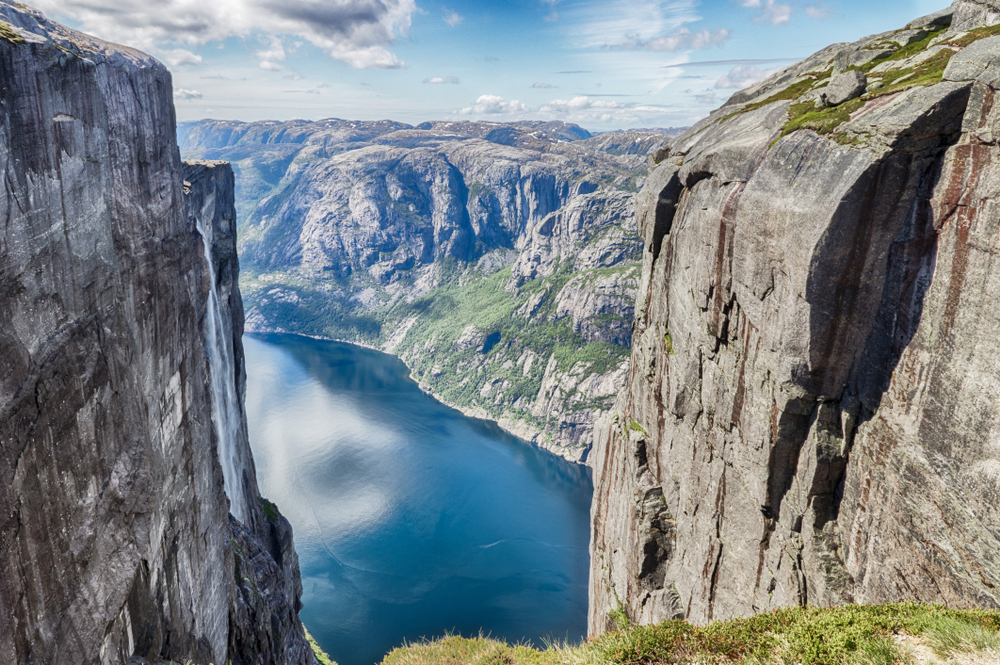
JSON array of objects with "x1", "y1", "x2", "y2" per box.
[{"x1": 180, "y1": 120, "x2": 680, "y2": 461}]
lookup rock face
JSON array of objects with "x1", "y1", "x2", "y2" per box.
[
  {"x1": 591, "y1": 1, "x2": 1000, "y2": 634},
  {"x1": 181, "y1": 118, "x2": 680, "y2": 460},
  {"x1": 0, "y1": 4, "x2": 311, "y2": 664}
]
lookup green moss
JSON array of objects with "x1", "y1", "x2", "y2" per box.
[
  {"x1": 949, "y1": 22, "x2": 1000, "y2": 48},
  {"x1": 663, "y1": 330, "x2": 676, "y2": 355},
  {"x1": 627, "y1": 417, "x2": 649, "y2": 437},
  {"x1": 718, "y1": 68, "x2": 833, "y2": 124},
  {"x1": 0, "y1": 20, "x2": 25, "y2": 45},
  {"x1": 257, "y1": 496, "x2": 279, "y2": 522},
  {"x1": 780, "y1": 96, "x2": 866, "y2": 139},
  {"x1": 304, "y1": 626, "x2": 339, "y2": 665}
]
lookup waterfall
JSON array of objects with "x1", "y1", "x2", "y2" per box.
[{"x1": 197, "y1": 219, "x2": 248, "y2": 523}]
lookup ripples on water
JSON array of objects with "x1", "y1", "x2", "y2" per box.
[{"x1": 244, "y1": 334, "x2": 594, "y2": 665}]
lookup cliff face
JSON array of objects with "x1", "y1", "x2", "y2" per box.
[
  {"x1": 0, "y1": 4, "x2": 310, "y2": 664},
  {"x1": 181, "y1": 119, "x2": 677, "y2": 460},
  {"x1": 591, "y1": 0, "x2": 1000, "y2": 634}
]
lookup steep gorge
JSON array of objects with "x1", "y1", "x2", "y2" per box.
[
  {"x1": 591, "y1": 0, "x2": 1000, "y2": 634},
  {"x1": 180, "y1": 120, "x2": 678, "y2": 461},
  {"x1": 0, "y1": 4, "x2": 310, "y2": 663}
]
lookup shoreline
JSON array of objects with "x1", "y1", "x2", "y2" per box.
[{"x1": 245, "y1": 327, "x2": 590, "y2": 466}]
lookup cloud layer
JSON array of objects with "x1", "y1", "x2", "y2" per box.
[
  {"x1": 714, "y1": 64, "x2": 775, "y2": 89},
  {"x1": 32, "y1": 0, "x2": 417, "y2": 68},
  {"x1": 612, "y1": 26, "x2": 731, "y2": 52}
]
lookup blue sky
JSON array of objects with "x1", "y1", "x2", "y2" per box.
[{"x1": 36, "y1": 0, "x2": 951, "y2": 131}]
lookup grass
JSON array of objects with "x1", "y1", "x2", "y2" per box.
[
  {"x1": 379, "y1": 603, "x2": 1000, "y2": 665},
  {"x1": 304, "y1": 625, "x2": 339, "y2": 665},
  {"x1": 257, "y1": 496, "x2": 279, "y2": 521},
  {"x1": 731, "y1": 23, "x2": 1000, "y2": 148},
  {"x1": 0, "y1": 20, "x2": 25, "y2": 44}
]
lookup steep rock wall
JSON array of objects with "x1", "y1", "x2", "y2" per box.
[
  {"x1": 0, "y1": 4, "x2": 311, "y2": 664},
  {"x1": 591, "y1": 1, "x2": 1000, "y2": 634}
]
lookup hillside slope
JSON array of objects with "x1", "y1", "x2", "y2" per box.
[
  {"x1": 591, "y1": 0, "x2": 1000, "y2": 633},
  {"x1": 181, "y1": 120, "x2": 679, "y2": 460}
]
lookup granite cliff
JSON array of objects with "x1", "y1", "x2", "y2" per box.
[
  {"x1": 591, "y1": 0, "x2": 1000, "y2": 635},
  {"x1": 180, "y1": 119, "x2": 680, "y2": 461},
  {"x1": 0, "y1": 4, "x2": 311, "y2": 663}
]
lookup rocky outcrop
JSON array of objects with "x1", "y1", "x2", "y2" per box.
[
  {"x1": 591, "y1": 1, "x2": 1000, "y2": 634},
  {"x1": 182, "y1": 118, "x2": 679, "y2": 460},
  {"x1": 0, "y1": 4, "x2": 310, "y2": 664}
]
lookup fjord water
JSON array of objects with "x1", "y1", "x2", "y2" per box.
[{"x1": 243, "y1": 334, "x2": 593, "y2": 665}]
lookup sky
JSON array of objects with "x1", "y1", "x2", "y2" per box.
[{"x1": 34, "y1": 0, "x2": 953, "y2": 131}]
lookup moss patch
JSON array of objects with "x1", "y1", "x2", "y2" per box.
[
  {"x1": 257, "y1": 496, "x2": 279, "y2": 522},
  {"x1": 305, "y1": 626, "x2": 339, "y2": 665},
  {"x1": 718, "y1": 68, "x2": 833, "y2": 124},
  {"x1": 0, "y1": 20, "x2": 25, "y2": 45}
]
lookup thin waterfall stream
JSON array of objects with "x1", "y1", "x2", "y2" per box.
[{"x1": 197, "y1": 219, "x2": 248, "y2": 523}]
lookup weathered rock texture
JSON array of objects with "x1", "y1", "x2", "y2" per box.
[
  {"x1": 181, "y1": 119, "x2": 681, "y2": 460},
  {"x1": 0, "y1": 4, "x2": 311, "y2": 664},
  {"x1": 591, "y1": 0, "x2": 1000, "y2": 635}
]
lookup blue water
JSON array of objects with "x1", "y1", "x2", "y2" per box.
[{"x1": 243, "y1": 333, "x2": 593, "y2": 665}]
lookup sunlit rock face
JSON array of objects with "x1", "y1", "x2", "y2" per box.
[
  {"x1": 0, "y1": 4, "x2": 310, "y2": 663},
  {"x1": 591, "y1": 1, "x2": 1000, "y2": 634}
]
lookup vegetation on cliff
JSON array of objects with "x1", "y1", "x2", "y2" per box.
[{"x1": 381, "y1": 603, "x2": 1000, "y2": 665}]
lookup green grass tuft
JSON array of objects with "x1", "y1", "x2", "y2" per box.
[
  {"x1": 304, "y1": 625, "x2": 339, "y2": 665},
  {"x1": 377, "y1": 602, "x2": 1000, "y2": 665},
  {"x1": 0, "y1": 20, "x2": 26, "y2": 44},
  {"x1": 257, "y1": 497, "x2": 279, "y2": 522}
]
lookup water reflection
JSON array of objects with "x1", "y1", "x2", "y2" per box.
[{"x1": 244, "y1": 333, "x2": 593, "y2": 665}]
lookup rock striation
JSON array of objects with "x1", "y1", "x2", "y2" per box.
[
  {"x1": 591, "y1": 0, "x2": 1000, "y2": 635},
  {"x1": 0, "y1": 4, "x2": 311, "y2": 664},
  {"x1": 181, "y1": 118, "x2": 680, "y2": 460}
]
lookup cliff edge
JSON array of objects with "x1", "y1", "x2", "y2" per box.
[
  {"x1": 591, "y1": 0, "x2": 1000, "y2": 634},
  {"x1": 0, "y1": 3, "x2": 311, "y2": 663}
]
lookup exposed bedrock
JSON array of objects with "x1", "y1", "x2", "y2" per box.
[
  {"x1": 0, "y1": 4, "x2": 310, "y2": 664},
  {"x1": 591, "y1": 0, "x2": 1000, "y2": 634}
]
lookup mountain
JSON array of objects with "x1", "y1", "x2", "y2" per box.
[
  {"x1": 590, "y1": 0, "x2": 1000, "y2": 634},
  {"x1": 179, "y1": 118, "x2": 681, "y2": 461},
  {"x1": 0, "y1": 4, "x2": 310, "y2": 663}
]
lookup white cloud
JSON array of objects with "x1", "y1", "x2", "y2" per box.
[
  {"x1": 741, "y1": 0, "x2": 792, "y2": 25},
  {"x1": 714, "y1": 64, "x2": 775, "y2": 89},
  {"x1": 565, "y1": 0, "x2": 701, "y2": 49},
  {"x1": 541, "y1": 95, "x2": 628, "y2": 112},
  {"x1": 460, "y1": 95, "x2": 529, "y2": 115},
  {"x1": 31, "y1": 0, "x2": 416, "y2": 69},
  {"x1": 612, "y1": 27, "x2": 731, "y2": 52},
  {"x1": 443, "y1": 9, "x2": 463, "y2": 26},
  {"x1": 532, "y1": 82, "x2": 556, "y2": 88},
  {"x1": 424, "y1": 76, "x2": 460, "y2": 84},
  {"x1": 256, "y1": 37, "x2": 287, "y2": 70},
  {"x1": 695, "y1": 91, "x2": 716, "y2": 104},
  {"x1": 175, "y1": 88, "x2": 203, "y2": 100},
  {"x1": 804, "y1": 2, "x2": 833, "y2": 19},
  {"x1": 159, "y1": 48, "x2": 202, "y2": 66},
  {"x1": 541, "y1": 0, "x2": 560, "y2": 21}
]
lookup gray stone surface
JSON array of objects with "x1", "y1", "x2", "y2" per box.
[
  {"x1": 822, "y1": 70, "x2": 868, "y2": 106},
  {"x1": 0, "y1": 4, "x2": 311, "y2": 664},
  {"x1": 590, "y1": 0, "x2": 1000, "y2": 637},
  {"x1": 953, "y1": 0, "x2": 1000, "y2": 30}
]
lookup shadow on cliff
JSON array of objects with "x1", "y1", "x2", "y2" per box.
[{"x1": 766, "y1": 84, "x2": 972, "y2": 531}]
